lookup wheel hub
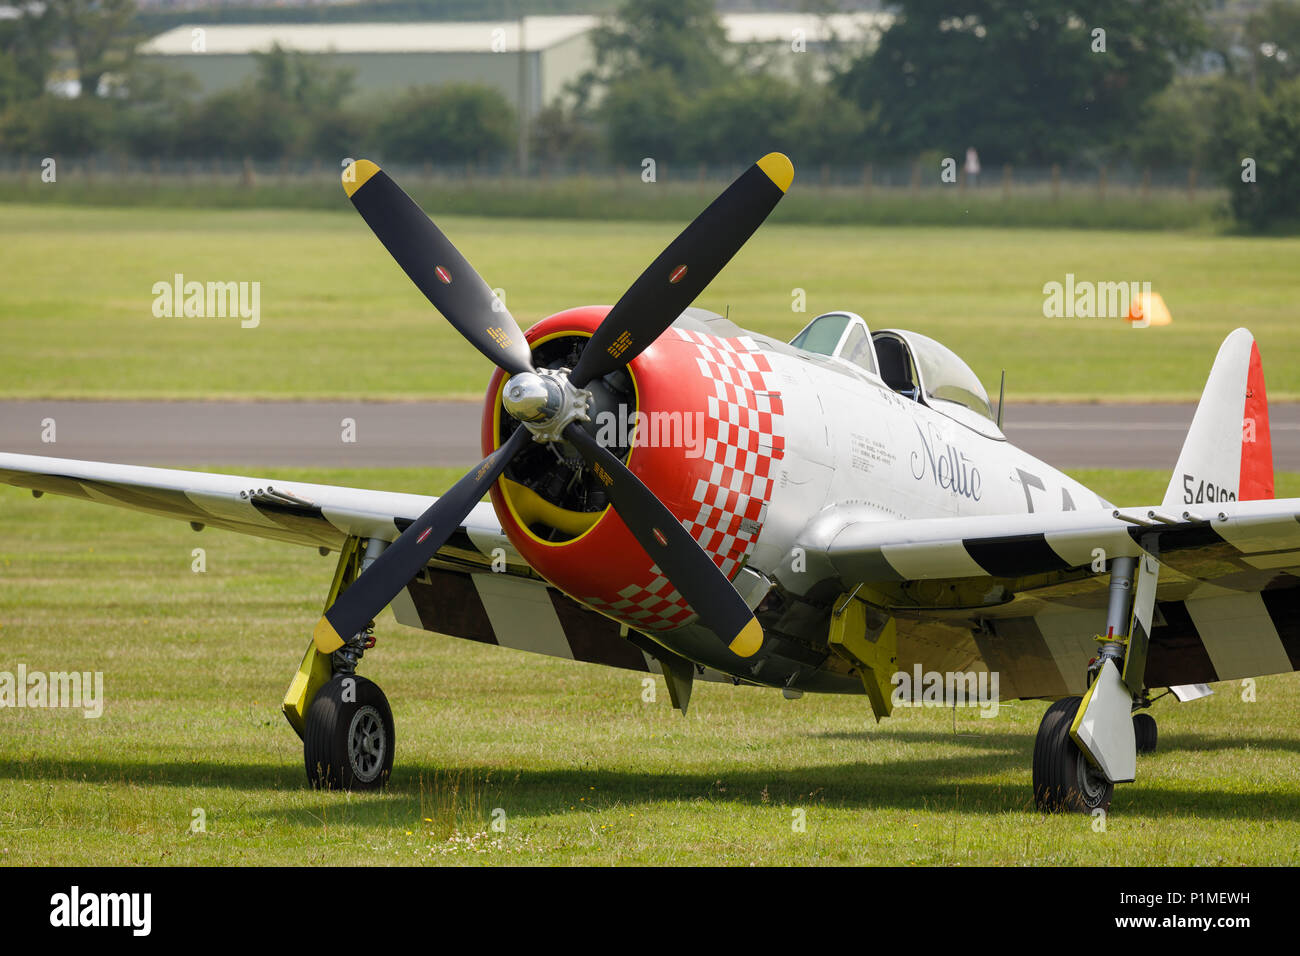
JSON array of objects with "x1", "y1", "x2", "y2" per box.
[{"x1": 347, "y1": 705, "x2": 386, "y2": 783}]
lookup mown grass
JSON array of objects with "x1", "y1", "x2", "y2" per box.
[
  {"x1": 2, "y1": 203, "x2": 1299, "y2": 403},
  {"x1": 1, "y1": 465, "x2": 1297, "y2": 865}
]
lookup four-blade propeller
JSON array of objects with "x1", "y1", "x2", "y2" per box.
[{"x1": 314, "y1": 153, "x2": 793, "y2": 662}]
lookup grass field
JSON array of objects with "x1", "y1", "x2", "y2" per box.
[
  {"x1": 3, "y1": 203, "x2": 1299, "y2": 403},
  {"x1": 2, "y1": 466, "x2": 1298, "y2": 866}
]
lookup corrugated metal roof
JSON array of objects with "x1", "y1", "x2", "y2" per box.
[{"x1": 139, "y1": 12, "x2": 889, "y2": 56}]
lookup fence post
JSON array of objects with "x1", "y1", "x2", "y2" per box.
[
  {"x1": 241, "y1": 156, "x2": 255, "y2": 188},
  {"x1": 1001, "y1": 163, "x2": 1012, "y2": 199},
  {"x1": 1187, "y1": 167, "x2": 1198, "y2": 202}
]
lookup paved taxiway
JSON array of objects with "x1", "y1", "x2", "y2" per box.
[{"x1": 2, "y1": 400, "x2": 1299, "y2": 471}]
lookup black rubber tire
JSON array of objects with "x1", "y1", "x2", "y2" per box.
[
  {"x1": 304, "y1": 674, "x2": 394, "y2": 791},
  {"x1": 1133, "y1": 712, "x2": 1158, "y2": 754},
  {"x1": 1033, "y1": 696, "x2": 1114, "y2": 814}
]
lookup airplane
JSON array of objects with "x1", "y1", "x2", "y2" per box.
[{"x1": 3, "y1": 152, "x2": 1297, "y2": 814}]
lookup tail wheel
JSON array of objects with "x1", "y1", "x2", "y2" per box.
[
  {"x1": 304, "y1": 674, "x2": 394, "y2": 791},
  {"x1": 1133, "y1": 712, "x2": 1158, "y2": 754},
  {"x1": 1033, "y1": 696, "x2": 1114, "y2": 814}
]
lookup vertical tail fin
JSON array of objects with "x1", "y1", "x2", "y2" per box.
[{"x1": 1162, "y1": 328, "x2": 1274, "y2": 510}]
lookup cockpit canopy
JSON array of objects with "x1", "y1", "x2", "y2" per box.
[
  {"x1": 872, "y1": 329, "x2": 1002, "y2": 437},
  {"x1": 788, "y1": 315, "x2": 1001, "y2": 438},
  {"x1": 789, "y1": 312, "x2": 878, "y2": 374}
]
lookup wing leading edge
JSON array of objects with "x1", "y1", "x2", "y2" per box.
[{"x1": 0, "y1": 451, "x2": 520, "y2": 568}]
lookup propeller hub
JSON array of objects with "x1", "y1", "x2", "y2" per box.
[
  {"x1": 503, "y1": 372, "x2": 563, "y2": 423},
  {"x1": 503, "y1": 367, "x2": 591, "y2": 443}
]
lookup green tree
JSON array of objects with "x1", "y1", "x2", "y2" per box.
[
  {"x1": 0, "y1": 95, "x2": 112, "y2": 154},
  {"x1": 46, "y1": 0, "x2": 139, "y2": 98},
  {"x1": 182, "y1": 88, "x2": 302, "y2": 159},
  {"x1": 576, "y1": 0, "x2": 730, "y2": 163},
  {"x1": 252, "y1": 43, "x2": 356, "y2": 111},
  {"x1": 375, "y1": 85, "x2": 515, "y2": 164},
  {"x1": 681, "y1": 74, "x2": 866, "y2": 166},
  {"x1": 1227, "y1": 77, "x2": 1300, "y2": 233},
  {"x1": 1245, "y1": 0, "x2": 1300, "y2": 92},
  {"x1": 598, "y1": 68, "x2": 689, "y2": 164},
  {"x1": 581, "y1": 0, "x2": 729, "y2": 100},
  {"x1": 0, "y1": 4, "x2": 59, "y2": 109},
  {"x1": 837, "y1": 0, "x2": 1208, "y2": 165},
  {"x1": 530, "y1": 102, "x2": 599, "y2": 167},
  {"x1": 113, "y1": 59, "x2": 200, "y2": 157}
]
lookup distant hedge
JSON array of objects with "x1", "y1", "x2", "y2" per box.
[{"x1": 0, "y1": 171, "x2": 1226, "y2": 232}]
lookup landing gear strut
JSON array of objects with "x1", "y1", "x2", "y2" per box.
[{"x1": 284, "y1": 536, "x2": 396, "y2": 791}]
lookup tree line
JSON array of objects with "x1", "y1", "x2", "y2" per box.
[{"x1": 2, "y1": 0, "x2": 1298, "y2": 229}]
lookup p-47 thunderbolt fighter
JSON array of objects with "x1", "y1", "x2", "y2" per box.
[{"x1": 4, "y1": 154, "x2": 1296, "y2": 812}]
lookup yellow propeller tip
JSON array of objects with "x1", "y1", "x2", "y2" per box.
[
  {"x1": 313, "y1": 617, "x2": 345, "y2": 653},
  {"x1": 728, "y1": 618, "x2": 764, "y2": 658},
  {"x1": 756, "y1": 152, "x2": 794, "y2": 193},
  {"x1": 342, "y1": 159, "x2": 381, "y2": 198}
]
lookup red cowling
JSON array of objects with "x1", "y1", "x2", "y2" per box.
[{"x1": 480, "y1": 307, "x2": 786, "y2": 632}]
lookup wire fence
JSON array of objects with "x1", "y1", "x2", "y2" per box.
[{"x1": 0, "y1": 154, "x2": 1220, "y2": 201}]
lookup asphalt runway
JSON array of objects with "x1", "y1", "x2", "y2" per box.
[{"x1": 3, "y1": 400, "x2": 1300, "y2": 471}]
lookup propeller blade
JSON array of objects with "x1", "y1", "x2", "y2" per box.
[
  {"x1": 562, "y1": 423, "x2": 763, "y2": 658},
  {"x1": 313, "y1": 425, "x2": 533, "y2": 652},
  {"x1": 343, "y1": 159, "x2": 534, "y2": 376},
  {"x1": 569, "y1": 152, "x2": 793, "y2": 388}
]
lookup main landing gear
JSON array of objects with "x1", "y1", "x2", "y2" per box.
[
  {"x1": 1032, "y1": 552, "x2": 1163, "y2": 813},
  {"x1": 283, "y1": 536, "x2": 396, "y2": 791}
]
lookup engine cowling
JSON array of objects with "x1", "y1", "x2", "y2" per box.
[{"x1": 481, "y1": 306, "x2": 787, "y2": 638}]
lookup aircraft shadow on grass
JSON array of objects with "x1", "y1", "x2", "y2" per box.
[{"x1": 3, "y1": 732, "x2": 1298, "y2": 823}]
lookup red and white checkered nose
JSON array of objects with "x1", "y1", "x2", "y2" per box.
[{"x1": 482, "y1": 308, "x2": 787, "y2": 635}]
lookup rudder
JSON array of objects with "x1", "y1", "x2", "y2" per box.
[{"x1": 1162, "y1": 328, "x2": 1274, "y2": 509}]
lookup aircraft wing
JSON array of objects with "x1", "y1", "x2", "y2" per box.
[
  {"x1": 0, "y1": 452, "x2": 765, "y2": 689},
  {"x1": 798, "y1": 500, "x2": 1300, "y2": 697},
  {"x1": 0, "y1": 452, "x2": 518, "y2": 569}
]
